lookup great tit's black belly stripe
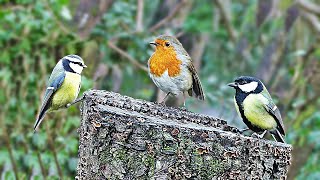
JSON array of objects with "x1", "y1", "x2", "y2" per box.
[{"x1": 235, "y1": 90, "x2": 264, "y2": 133}]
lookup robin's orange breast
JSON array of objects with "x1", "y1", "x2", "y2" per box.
[{"x1": 149, "y1": 48, "x2": 182, "y2": 77}]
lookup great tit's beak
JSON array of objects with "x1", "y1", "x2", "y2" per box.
[
  {"x1": 228, "y1": 82, "x2": 237, "y2": 88},
  {"x1": 83, "y1": 64, "x2": 87, "y2": 68},
  {"x1": 149, "y1": 42, "x2": 157, "y2": 46}
]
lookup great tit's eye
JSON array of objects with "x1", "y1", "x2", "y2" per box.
[{"x1": 165, "y1": 42, "x2": 170, "y2": 47}]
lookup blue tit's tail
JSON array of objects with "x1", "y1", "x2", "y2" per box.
[
  {"x1": 34, "y1": 106, "x2": 49, "y2": 132},
  {"x1": 270, "y1": 129, "x2": 285, "y2": 143}
]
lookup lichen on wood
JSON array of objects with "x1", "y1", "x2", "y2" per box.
[{"x1": 76, "y1": 90, "x2": 292, "y2": 179}]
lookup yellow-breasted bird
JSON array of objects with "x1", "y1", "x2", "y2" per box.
[
  {"x1": 34, "y1": 55, "x2": 87, "y2": 131},
  {"x1": 148, "y1": 35, "x2": 205, "y2": 106},
  {"x1": 228, "y1": 76, "x2": 285, "y2": 143}
]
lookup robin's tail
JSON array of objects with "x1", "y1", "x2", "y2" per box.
[
  {"x1": 190, "y1": 72, "x2": 205, "y2": 101},
  {"x1": 270, "y1": 129, "x2": 286, "y2": 143}
]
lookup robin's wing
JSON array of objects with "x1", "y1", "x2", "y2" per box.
[
  {"x1": 261, "y1": 87, "x2": 285, "y2": 135},
  {"x1": 34, "y1": 71, "x2": 66, "y2": 131},
  {"x1": 176, "y1": 43, "x2": 204, "y2": 100},
  {"x1": 187, "y1": 62, "x2": 205, "y2": 100}
]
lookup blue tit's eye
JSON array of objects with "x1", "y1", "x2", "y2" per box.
[{"x1": 165, "y1": 42, "x2": 170, "y2": 47}]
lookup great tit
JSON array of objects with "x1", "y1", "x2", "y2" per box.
[
  {"x1": 228, "y1": 76, "x2": 285, "y2": 143},
  {"x1": 34, "y1": 55, "x2": 87, "y2": 132}
]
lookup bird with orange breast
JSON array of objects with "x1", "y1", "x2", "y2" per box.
[{"x1": 148, "y1": 35, "x2": 205, "y2": 106}]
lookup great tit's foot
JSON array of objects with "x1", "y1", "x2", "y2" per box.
[
  {"x1": 251, "y1": 133, "x2": 260, "y2": 138},
  {"x1": 238, "y1": 128, "x2": 250, "y2": 134},
  {"x1": 251, "y1": 131, "x2": 267, "y2": 139}
]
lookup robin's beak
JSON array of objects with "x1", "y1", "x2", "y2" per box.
[
  {"x1": 83, "y1": 64, "x2": 87, "y2": 68},
  {"x1": 149, "y1": 42, "x2": 157, "y2": 46},
  {"x1": 228, "y1": 82, "x2": 237, "y2": 88}
]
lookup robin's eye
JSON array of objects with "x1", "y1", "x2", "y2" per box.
[{"x1": 165, "y1": 42, "x2": 170, "y2": 47}]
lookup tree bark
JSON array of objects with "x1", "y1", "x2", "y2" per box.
[{"x1": 76, "y1": 90, "x2": 292, "y2": 179}]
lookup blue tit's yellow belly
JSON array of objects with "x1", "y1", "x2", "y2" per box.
[
  {"x1": 243, "y1": 94, "x2": 277, "y2": 130},
  {"x1": 51, "y1": 72, "x2": 81, "y2": 110}
]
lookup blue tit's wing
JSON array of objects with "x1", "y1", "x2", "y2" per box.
[
  {"x1": 34, "y1": 71, "x2": 66, "y2": 132},
  {"x1": 261, "y1": 87, "x2": 285, "y2": 136}
]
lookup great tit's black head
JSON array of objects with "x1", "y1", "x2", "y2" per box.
[
  {"x1": 228, "y1": 76, "x2": 263, "y2": 94},
  {"x1": 62, "y1": 55, "x2": 87, "y2": 74}
]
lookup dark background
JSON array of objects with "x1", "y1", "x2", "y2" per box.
[{"x1": 0, "y1": 0, "x2": 319, "y2": 179}]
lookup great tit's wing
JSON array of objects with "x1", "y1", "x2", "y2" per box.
[
  {"x1": 34, "y1": 72, "x2": 66, "y2": 132},
  {"x1": 261, "y1": 88, "x2": 285, "y2": 136}
]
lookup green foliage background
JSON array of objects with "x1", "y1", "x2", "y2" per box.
[{"x1": 0, "y1": 0, "x2": 319, "y2": 179}]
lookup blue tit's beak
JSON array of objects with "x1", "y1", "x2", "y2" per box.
[
  {"x1": 149, "y1": 42, "x2": 157, "y2": 46},
  {"x1": 228, "y1": 82, "x2": 237, "y2": 88},
  {"x1": 83, "y1": 64, "x2": 87, "y2": 68}
]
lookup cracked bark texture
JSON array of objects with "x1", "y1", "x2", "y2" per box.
[{"x1": 76, "y1": 90, "x2": 292, "y2": 179}]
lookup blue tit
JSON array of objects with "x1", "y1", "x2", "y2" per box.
[
  {"x1": 228, "y1": 76, "x2": 285, "y2": 143},
  {"x1": 34, "y1": 55, "x2": 87, "y2": 131}
]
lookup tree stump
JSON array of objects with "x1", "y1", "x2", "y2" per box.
[{"x1": 76, "y1": 90, "x2": 292, "y2": 179}]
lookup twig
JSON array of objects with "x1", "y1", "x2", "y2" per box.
[
  {"x1": 136, "y1": 0, "x2": 144, "y2": 32},
  {"x1": 213, "y1": 0, "x2": 237, "y2": 43},
  {"x1": 300, "y1": 11, "x2": 320, "y2": 33},
  {"x1": 108, "y1": 40, "x2": 148, "y2": 72},
  {"x1": 36, "y1": 152, "x2": 47, "y2": 179},
  {"x1": 149, "y1": 0, "x2": 186, "y2": 32},
  {"x1": 45, "y1": 123, "x2": 63, "y2": 178},
  {"x1": 3, "y1": 127, "x2": 19, "y2": 179},
  {"x1": 297, "y1": 0, "x2": 320, "y2": 16}
]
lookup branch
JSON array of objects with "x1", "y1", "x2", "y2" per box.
[
  {"x1": 297, "y1": 0, "x2": 320, "y2": 16},
  {"x1": 300, "y1": 11, "x2": 320, "y2": 34},
  {"x1": 108, "y1": 40, "x2": 148, "y2": 72},
  {"x1": 213, "y1": 0, "x2": 237, "y2": 43},
  {"x1": 149, "y1": 0, "x2": 187, "y2": 32},
  {"x1": 136, "y1": 0, "x2": 144, "y2": 32}
]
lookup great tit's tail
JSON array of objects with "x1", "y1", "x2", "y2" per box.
[{"x1": 270, "y1": 129, "x2": 286, "y2": 143}]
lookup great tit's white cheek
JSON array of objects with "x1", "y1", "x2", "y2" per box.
[
  {"x1": 69, "y1": 62, "x2": 83, "y2": 74},
  {"x1": 238, "y1": 81, "x2": 258, "y2": 92}
]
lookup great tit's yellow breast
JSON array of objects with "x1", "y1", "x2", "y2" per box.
[
  {"x1": 243, "y1": 94, "x2": 277, "y2": 130},
  {"x1": 51, "y1": 72, "x2": 81, "y2": 110}
]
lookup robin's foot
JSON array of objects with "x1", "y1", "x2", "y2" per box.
[
  {"x1": 159, "y1": 101, "x2": 166, "y2": 106},
  {"x1": 178, "y1": 106, "x2": 187, "y2": 111}
]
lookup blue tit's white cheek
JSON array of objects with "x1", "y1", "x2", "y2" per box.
[
  {"x1": 69, "y1": 62, "x2": 83, "y2": 74},
  {"x1": 238, "y1": 81, "x2": 258, "y2": 92}
]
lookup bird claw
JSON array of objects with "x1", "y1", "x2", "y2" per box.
[
  {"x1": 251, "y1": 133, "x2": 260, "y2": 138},
  {"x1": 159, "y1": 101, "x2": 166, "y2": 106},
  {"x1": 66, "y1": 95, "x2": 86, "y2": 108},
  {"x1": 251, "y1": 131, "x2": 267, "y2": 139},
  {"x1": 178, "y1": 106, "x2": 187, "y2": 111},
  {"x1": 238, "y1": 128, "x2": 250, "y2": 134}
]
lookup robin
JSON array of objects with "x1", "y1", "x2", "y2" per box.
[{"x1": 148, "y1": 35, "x2": 205, "y2": 106}]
